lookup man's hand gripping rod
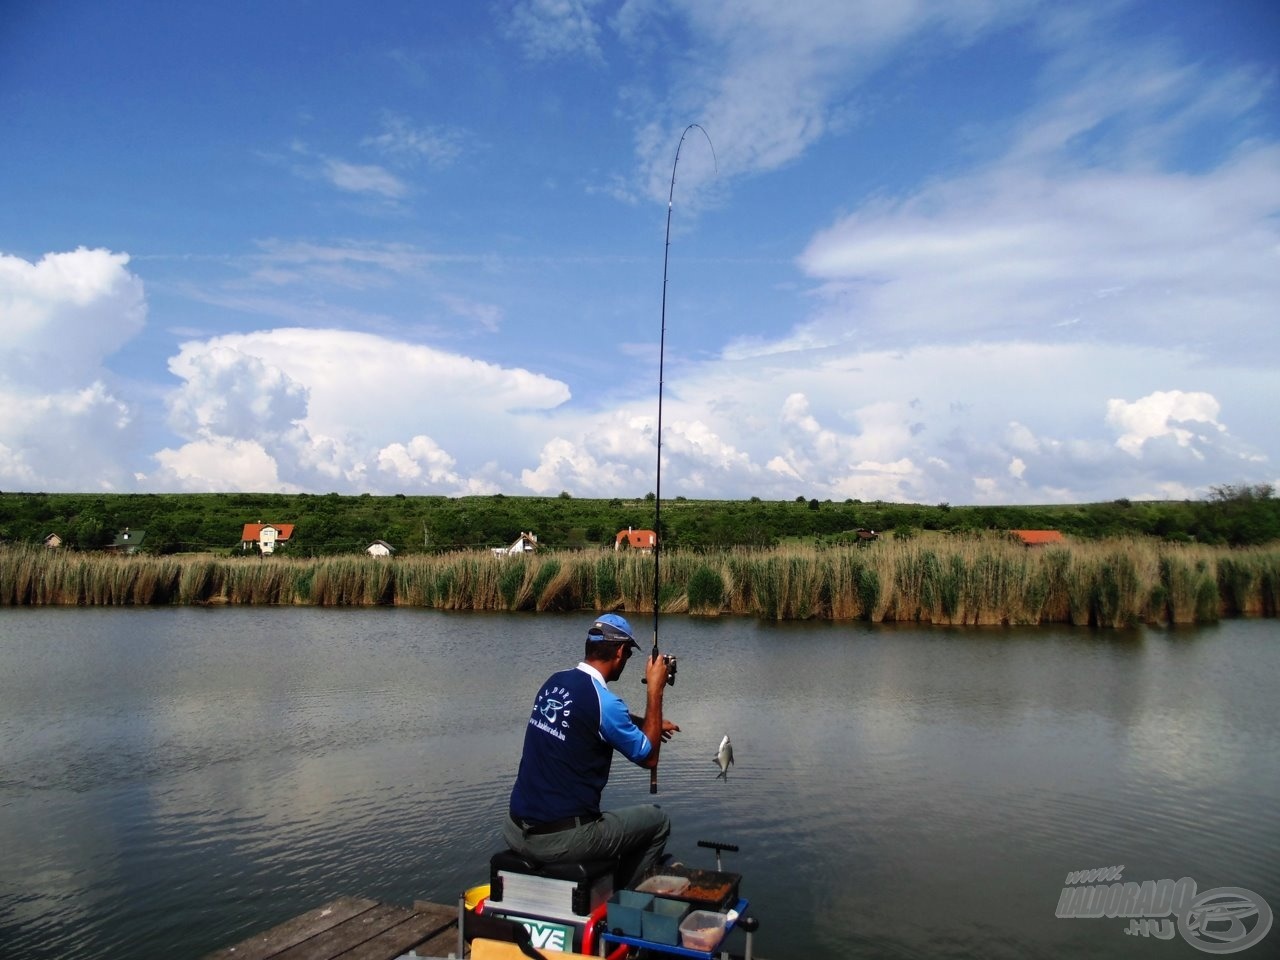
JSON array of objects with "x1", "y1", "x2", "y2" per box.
[{"x1": 643, "y1": 644, "x2": 677, "y2": 793}]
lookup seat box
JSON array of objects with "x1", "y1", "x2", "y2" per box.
[{"x1": 488, "y1": 849, "x2": 615, "y2": 921}]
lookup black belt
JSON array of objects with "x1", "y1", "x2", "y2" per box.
[{"x1": 510, "y1": 811, "x2": 602, "y2": 835}]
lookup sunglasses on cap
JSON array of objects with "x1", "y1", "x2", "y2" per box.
[{"x1": 587, "y1": 621, "x2": 638, "y2": 646}]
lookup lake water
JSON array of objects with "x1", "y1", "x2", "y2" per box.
[{"x1": 0, "y1": 608, "x2": 1276, "y2": 959}]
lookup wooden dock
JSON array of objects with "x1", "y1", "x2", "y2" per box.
[{"x1": 203, "y1": 895, "x2": 461, "y2": 960}]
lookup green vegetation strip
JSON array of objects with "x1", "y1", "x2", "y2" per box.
[{"x1": 2, "y1": 484, "x2": 1277, "y2": 554}]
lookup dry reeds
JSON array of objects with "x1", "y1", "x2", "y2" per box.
[{"x1": 2, "y1": 537, "x2": 1278, "y2": 627}]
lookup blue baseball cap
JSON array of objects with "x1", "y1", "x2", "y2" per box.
[{"x1": 587, "y1": 613, "x2": 640, "y2": 648}]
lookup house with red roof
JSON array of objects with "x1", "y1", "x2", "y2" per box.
[
  {"x1": 240, "y1": 522, "x2": 296, "y2": 555},
  {"x1": 615, "y1": 527, "x2": 657, "y2": 552},
  {"x1": 1010, "y1": 529, "x2": 1065, "y2": 547}
]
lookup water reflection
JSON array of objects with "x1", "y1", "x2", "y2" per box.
[{"x1": 0, "y1": 609, "x2": 1276, "y2": 959}]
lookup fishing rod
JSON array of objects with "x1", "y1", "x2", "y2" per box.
[{"x1": 649, "y1": 123, "x2": 715, "y2": 795}]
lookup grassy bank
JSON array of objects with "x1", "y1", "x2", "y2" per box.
[{"x1": 4, "y1": 538, "x2": 1278, "y2": 626}]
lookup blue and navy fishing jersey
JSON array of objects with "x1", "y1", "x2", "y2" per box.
[{"x1": 508, "y1": 663, "x2": 652, "y2": 823}]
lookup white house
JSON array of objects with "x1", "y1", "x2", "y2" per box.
[
  {"x1": 366, "y1": 539, "x2": 396, "y2": 557},
  {"x1": 492, "y1": 531, "x2": 538, "y2": 557}
]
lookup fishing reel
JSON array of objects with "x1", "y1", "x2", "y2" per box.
[{"x1": 642, "y1": 653, "x2": 678, "y2": 687}]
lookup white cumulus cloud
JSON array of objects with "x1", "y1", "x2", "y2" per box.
[
  {"x1": 158, "y1": 328, "x2": 571, "y2": 494},
  {"x1": 0, "y1": 247, "x2": 145, "y2": 386},
  {"x1": 152, "y1": 437, "x2": 293, "y2": 493},
  {"x1": 1106, "y1": 390, "x2": 1224, "y2": 457},
  {"x1": 377, "y1": 435, "x2": 461, "y2": 485},
  {"x1": 0, "y1": 249, "x2": 145, "y2": 490},
  {"x1": 167, "y1": 345, "x2": 309, "y2": 441}
]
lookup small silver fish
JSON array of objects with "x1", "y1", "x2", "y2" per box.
[{"x1": 715, "y1": 734, "x2": 734, "y2": 779}]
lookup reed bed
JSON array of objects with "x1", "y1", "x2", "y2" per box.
[{"x1": 2, "y1": 538, "x2": 1278, "y2": 626}]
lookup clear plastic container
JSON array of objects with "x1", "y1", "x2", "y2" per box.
[
  {"x1": 635, "y1": 874, "x2": 690, "y2": 896},
  {"x1": 679, "y1": 909, "x2": 728, "y2": 951}
]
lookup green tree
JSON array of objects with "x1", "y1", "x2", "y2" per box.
[
  {"x1": 1199, "y1": 483, "x2": 1280, "y2": 545},
  {"x1": 74, "y1": 516, "x2": 109, "y2": 549}
]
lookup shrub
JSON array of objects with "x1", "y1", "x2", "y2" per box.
[{"x1": 686, "y1": 564, "x2": 725, "y2": 613}]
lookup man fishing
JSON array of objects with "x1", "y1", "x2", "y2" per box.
[{"x1": 505, "y1": 613, "x2": 680, "y2": 889}]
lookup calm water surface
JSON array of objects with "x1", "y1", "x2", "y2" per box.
[{"x1": 0, "y1": 608, "x2": 1276, "y2": 959}]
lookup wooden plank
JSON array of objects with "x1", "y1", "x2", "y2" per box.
[
  {"x1": 415, "y1": 926, "x2": 464, "y2": 960},
  {"x1": 204, "y1": 897, "x2": 380, "y2": 960},
  {"x1": 409, "y1": 902, "x2": 458, "y2": 942},
  {"x1": 410, "y1": 901, "x2": 460, "y2": 933},
  {"x1": 273, "y1": 903, "x2": 417, "y2": 960},
  {"x1": 339, "y1": 904, "x2": 459, "y2": 960},
  {"x1": 471, "y1": 941, "x2": 599, "y2": 960},
  {"x1": 411, "y1": 903, "x2": 464, "y2": 960}
]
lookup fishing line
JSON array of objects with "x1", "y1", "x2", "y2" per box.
[{"x1": 650, "y1": 122, "x2": 716, "y2": 795}]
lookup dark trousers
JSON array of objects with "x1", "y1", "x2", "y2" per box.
[{"x1": 503, "y1": 804, "x2": 671, "y2": 890}]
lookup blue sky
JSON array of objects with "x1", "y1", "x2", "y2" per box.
[{"x1": 2, "y1": 0, "x2": 1278, "y2": 504}]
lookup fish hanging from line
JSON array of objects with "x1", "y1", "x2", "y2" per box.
[{"x1": 715, "y1": 734, "x2": 734, "y2": 779}]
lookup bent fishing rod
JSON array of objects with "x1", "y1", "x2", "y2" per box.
[{"x1": 648, "y1": 123, "x2": 716, "y2": 795}]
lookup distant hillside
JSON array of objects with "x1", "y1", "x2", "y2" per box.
[{"x1": 0, "y1": 485, "x2": 1275, "y2": 555}]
